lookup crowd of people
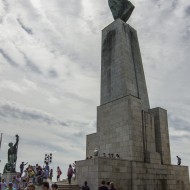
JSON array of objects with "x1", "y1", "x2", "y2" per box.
[
  {"x1": 0, "y1": 161, "x2": 78, "y2": 190},
  {"x1": 98, "y1": 181, "x2": 117, "y2": 190},
  {"x1": 0, "y1": 181, "x2": 57, "y2": 190}
]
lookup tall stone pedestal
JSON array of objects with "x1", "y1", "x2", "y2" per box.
[
  {"x1": 76, "y1": 19, "x2": 190, "y2": 190},
  {"x1": 2, "y1": 172, "x2": 17, "y2": 182}
]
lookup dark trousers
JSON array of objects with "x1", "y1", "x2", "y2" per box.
[
  {"x1": 68, "y1": 175, "x2": 72, "y2": 184},
  {"x1": 20, "y1": 169, "x2": 24, "y2": 176}
]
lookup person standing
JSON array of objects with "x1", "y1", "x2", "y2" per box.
[
  {"x1": 82, "y1": 181, "x2": 90, "y2": 190},
  {"x1": 109, "y1": 182, "x2": 117, "y2": 190},
  {"x1": 27, "y1": 184, "x2": 35, "y2": 190},
  {"x1": 5, "y1": 182, "x2": 16, "y2": 190},
  {"x1": 67, "y1": 164, "x2": 74, "y2": 185},
  {"x1": 56, "y1": 166, "x2": 62, "y2": 182},
  {"x1": 45, "y1": 163, "x2": 50, "y2": 178},
  {"x1": 51, "y1": 184, "x2": 58, "y2": 190},
  {"x1": 176, "y1": 156, "x2": 181, "y2": 165},
  {"x1": 41, "y1": 182, "x2": 49, "y2": 190},
  {"x1": 20, "y1": 162, "x2": 28, "y2": 176},
  {"x1": 0, "y1": 179, "x2": 7, "y2": 190},
  {"x1": 98, "y1": 181, "x2": 108, "y2": 190},
  {"x1": 49, "y1": 169, "x2": 53, "y2": 181}
]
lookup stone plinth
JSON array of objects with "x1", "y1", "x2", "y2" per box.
[
  {"x1": 2, "y1": 172, "x2": 16, "y2": 182},
  {"x1": 86, "y1": 95, "x2": 161, "y2": 164},
  {"x1": 76, "y1": 157, "x2": 190, "y2": 190}
]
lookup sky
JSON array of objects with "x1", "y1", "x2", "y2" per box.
[{"x1": 0, "y1": 0, "x2": 190, "y2": 181}]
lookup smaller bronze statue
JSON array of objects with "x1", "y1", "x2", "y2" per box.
[
  {"x1": 108, "y1": 0, "x2": 135, "y2": 22},
  {"x1": 4, "y1": 135, "x2": 19, "y2": 173}
]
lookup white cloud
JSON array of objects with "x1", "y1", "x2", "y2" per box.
[{"x1": 0, "y1": 0, "x2": 189, "y2": 181}]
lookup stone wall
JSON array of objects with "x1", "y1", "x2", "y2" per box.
[{"x1": 76, "y1": 157, "x2": 190, "y2": 190}]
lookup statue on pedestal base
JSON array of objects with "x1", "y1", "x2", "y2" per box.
[{"x1": 3, "y1": 135, "x2": 19, "y2": 173}]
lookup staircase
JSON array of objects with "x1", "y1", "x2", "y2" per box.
[{"x1": 58, "y1": 184, "x2": 80, "y2": 190}]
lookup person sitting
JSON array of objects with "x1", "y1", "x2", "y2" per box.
[{"x1": 115, "y1": 154, "x2": 120, "y2": 159}]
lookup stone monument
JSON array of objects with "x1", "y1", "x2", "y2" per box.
[
  {"x1": 76, "y1": 1, "x2": 190, "y2": 190},
  {"x1": 2, "y1": 135, "x2": 19, "y2": 182}
]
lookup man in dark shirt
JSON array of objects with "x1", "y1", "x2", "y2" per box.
[
  {"x1": 99, "y1": 181, "x2": 108, "y2": 190},
  {"x1": 20, "y1": 162, "x2": 28, "y2": 176},
  {"x1": 82, "y1": 181, "x2": 90, "y2": 190}
]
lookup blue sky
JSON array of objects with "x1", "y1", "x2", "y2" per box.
[{"x1": 0, "y1": 0, "x2": 190, "y2": 180}]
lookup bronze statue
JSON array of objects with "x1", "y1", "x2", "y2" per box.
[
  {"x1": 108, "y1": 0, "x2": 135, "y2": 22},
  {"x1": 4, "y1": 135, "x2": 19, "y2": 173}
]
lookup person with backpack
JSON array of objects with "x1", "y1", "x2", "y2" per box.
[
  {"x1": 67, "y1": 164, "x2": 74, "y2": 185},
  {"x1": 82, "y1": 181, "x2": 90, "y2": 190}
]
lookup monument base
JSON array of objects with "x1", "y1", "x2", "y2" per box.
[
  {"x1": 76, "y1": 157, "x2": 190, "y2": 190},
  {"x1": 2, "y1": 172, "x2": 17, "y2": 182}
]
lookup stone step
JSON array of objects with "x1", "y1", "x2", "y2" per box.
[{"x1": 58, "y1": 184, "x2": 80, "y2": 190}]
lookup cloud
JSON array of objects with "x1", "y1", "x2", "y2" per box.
[
  {"x1": 17, "y1": 18, "x2": 33, "y2": 35},
  {"x1": 48, "y1": 69, "x2": 58, "y2": 78},
  {"x1": 0, "y1": 101, "x2": 67, "y2": 126},
  {"x1": 185, "y1": 5, "x2": 190, "y2": 16},
  {"x1": 0, "y1": 0, "x2": 189, "y2": 180},
  {"x1": 0, "y1": 48, "x2": 18, "y2": 66}
]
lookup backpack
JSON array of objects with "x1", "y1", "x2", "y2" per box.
[{"x1": 67, "y1": 168, "x2": 73, "y2": 176}]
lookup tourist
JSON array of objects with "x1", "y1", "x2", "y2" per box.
[
  {"x1": 49, "y1": 169, "x2": 53, "y2": 181},
  {"x1": 20, "y1": 162, "x2": 28, "y2": 176},
  {"x1": 98, "y1": 181, "x2": 108, "y2": 190},
  {"x1": 27, "y1": 184, "x2": 35, "y2": 190},
  {"x1": 176, "y1": 156, "x2": 181, "y2": 165},
  {"x1": 109, "y1": 182, "x2": 117, "y2": 190},
  {"x1": 0, "y1": 179, "x2": 7, "y2": 190},
  {"x1": 115, "y1": 154, "x2": 120, "y2": 159},
  {"x1": 41, "y1": 182, "x2": 49, "y2": 190},
  {"x1": 106, "y1": 181, "x2": 110, "y2": 188},
  {"x1": 56, "y1": 166, "x2": 62, "y2": 182},
  {"x1": 36, "y1": 167, "x2": 43, "y2": 185},
  {"x1": 45, "y1": 163, "x2": 50, "y2": 178},
  {"x1": 12, "y1": 176, "x2": 19, "y2": 190},
  {"x1": 51, "y1": 183, "x2": 58, "y2": 190},
  {"x1": 67, "y1": 164, "x2": 74, "y2": 185},
  {"x1": 82, "y1": 181, "x2": 90, "y2": 190},
  {"x1": 72, "y1": 161, "x2": 76, "y2": 178},
  {"x1": 5, "y1": 182, "x2": 16, "y2": 190}
]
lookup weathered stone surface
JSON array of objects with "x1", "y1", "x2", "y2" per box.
[
  {"x1": 2, "y1": 172, "x2": 16, "y2": 183},
  {"x1": 101, "y1": 19, "x2": 150, "y2": 111},
  {"x1": 76, "y1": 157, "x2": 190, "y2": 190},
  {"x1": 150, "y1": 107, "x2": 171, "y2": 165},
  {"x1": 76, "y1": 18, "x2": 190, "y2": 190},
  {"x1": 108, "y1": 0, "x2": 135, "y2": 22}
]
